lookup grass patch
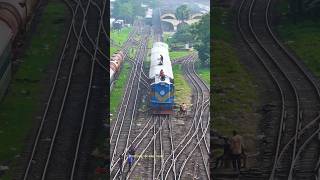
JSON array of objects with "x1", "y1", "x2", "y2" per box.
[
  {"x1": 170, "y1": 51, "x2": 192, "y2": 60},
  {"x1": 173, "y1": 64, "x2": 192, "y2": 105},
  {"x1": 110, "y1": 27, "x2": 132, "y2": 55},
  {"x1": 110, "y1": 27, "x2": 132, "y2": 45},
  {"x1": 213, "y1": 41, "x2": 257, "y2": 135},
  {"x1": 0, "y1": 1, "x2": 66, "y2": 178},
  {"x1": 213, "y1": 7, "x2": 258, "y2": 136},
  {"x1": 110, "y1": 47, "x2": 117, "y2": 56},
  {"x1": 212, "y1": 8, "x2": 233, "y2": 42},
  {"x1": 110, "y1": 62, "x2": 132, "y2": 118},
  {"x1": 196, "y1": 67, "x2": 210, "y2": 85},
  {"x1": 277, "y1": 20, "x2": 320, "y2": 77}
]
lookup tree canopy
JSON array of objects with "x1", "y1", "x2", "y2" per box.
[
  {"x1": 288, "y1": 0, "x2": 320, "y2": 21},
  {"x1": 169, "y1": 13, "x2": 210, "y2": 67},
  {"x1": 190, "y1": 13, "x2": 210, "y2": 67},
  {"x1": 175, "y1": 5, "x2": 191, "y2": 22},
  {"x1": 171, "y1": 24, "x2": 193, "y2": 44},
  {"x1": 112, "y1": 0, "x2": 145, "y2": 24}
]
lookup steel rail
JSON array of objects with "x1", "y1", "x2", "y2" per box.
[
  {"x1": 125, "y1": 115, "x2": 165, "y2": 179},
  {"x1": 153, "y1": 116, "x2": 157, "y2": 180},
  {"x1": 127, "y1": 58, "x2": 150, "y2": 89},
  {"x1": 73, "y1": 0, "x2": 107, "y2": 59},
  {"x1": 159, "y1": 115, "x2": 164, "y2": 179},
  {"x1": 69, "y1": 0, "x2": 106, "y2": 178},
  {"x1": 248, "y1": 0, "x2": 302, "y2": 162},
  {"x1": 110, "y1": 38, "x2": 146, "y2": 170},
  {"x1": 65, "y1": 0, "x2": 107, "y2": 71},
  {"x1": 168, "y1": 115, "x2": 177, "y2": 179},
  {"x1": 157, "y1": 55, "x2": 210, "y2": 179},
  {"x1": 22, "y1": 1, "x2": 82, "y2": 179},
  {"x1": 168, "y1": 100, "x2": 210, "y2": 179},
  {"x1": 249, "y1": 0, "x2": 303, "y2": 177},
  {"x1": 110, "y1": 115, "x2": 153, "y2": 171},
  {"x1": 121, "y1": 37, "x2": 148, "y2": 174},
  {"x1": 175, "y1": 56, "x2": 210, "y2": 179},
  {"x1": 162, "y1": 99, "x2": 210, "y2": 179},
  {"x1": 178, "y1": 104, "x2": 210, "y2": 180},
  {"x1": 188, "y1": 55, "x2": 210, "y2": 153},
  {"x1": 264, "y1": 0, "x2": 320, "y2": 178},
  {"x1": 112, "y1": 116, "x2": 158, "y2": 179},
  {"x1": 110, "y1": 38, "x2": 144, "y2": 166},
  {"x1": 111, "y1": 33, "x2": 149, "y2": 170},
  {"x1": 249, "y1": 0, "x2": 301, "y2": 175},
  {"x1": 40, "y1": 0, "x2": 93, "y2": 178},
  {"x1": 239, "y1": 0, "x2": 320, "y2": 178},
  {"x1": 158, "y1": 54, "x2": 207, "y2": 179},
  {"x1": 237, "y1": 0, "x2": 300, "y2": 178},
  {"x1": 109, "y1": 33, "x2": 144, "y2": 142}
]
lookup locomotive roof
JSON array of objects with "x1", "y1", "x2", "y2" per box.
[{"x1": 149, "y1": 42, "x2": 174, "y2": 80}]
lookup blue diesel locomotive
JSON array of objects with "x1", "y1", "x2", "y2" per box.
[{"x1": 149, "y1": 42, "x2": 174, "y2": 114}]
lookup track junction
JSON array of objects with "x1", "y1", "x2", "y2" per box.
[
  {"x1": 15, "y1": 0, "x2": 108, "y2": 179},
  {"x1": 110, "y1": 8, "x2": 210, "y2": 180},
  {"x1": 223, "y1": 0, "x2": 320, "y2": 179}
]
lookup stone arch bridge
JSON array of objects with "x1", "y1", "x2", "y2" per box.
[{"x1": 160, "y1": 12, "x2": 204, "y2": 31}]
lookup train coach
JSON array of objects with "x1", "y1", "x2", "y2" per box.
[
  {"x1": 0, "y1": 0, "x2": 39, "y2": 100},
  {"x1": 110, "y1": 50, "x2": 125, "y2": 83},
  {"x1": 149, "y1": 42, "x2": 174, "y2": 114}
]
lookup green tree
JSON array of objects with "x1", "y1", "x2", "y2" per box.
[
  {"x1": 190, "y1": 13, "x2": 210, "y2": 67},
  {"x1": 112, "y1": 0, "x2": 145, "y2": 24},
  {"x1": 172, "y1": 24, "x2": 193, "y2": 44},
  {"x1": 287, "y1": 0, "x2": 320, "y2": 21},
  {"x1": 132, "y1": 0, "x2": 145, "y2": 17},
  {"x1": 175, "y1": 5, "x2": 191, "y2": 22}
]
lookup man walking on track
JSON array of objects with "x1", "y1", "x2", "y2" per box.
[
  {"x1": 128, "y1": 145, "x2": 135, "y2": 170},
  {"x1": 230, "y1": 130, "x2": 244, "y2": 171},
  {"x1": 128, "y1": 154, "x2": 134, "y2": 170}
]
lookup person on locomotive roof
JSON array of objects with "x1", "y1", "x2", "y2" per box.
[
  {"x1": 160, "y1": 69, "x2": 165, "y2": 81},
  {"x1": 159, "y1": 54, "x2": 163, "y2": 65}
]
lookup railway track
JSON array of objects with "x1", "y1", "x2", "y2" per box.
[
  {"x1": 141, "y1": 54, "x2": 210, "y2": 180},
  {"x1": 110, "y1": 28, "x2": 150, "y2": 178},
  {"x1": 111, "y1": 8, "x2": 210, "y2": 179},
  {"x1": 180, "y1": 55, "x2": 210, "y2": 178},
  {"x1": 126, "y1": 115, "x2": 170, "y2": 179},
  {"x1": 110, "y1": 21, "x2": 143, "y2": 90},
  {"x1": 112, "y1": 24, "x2": 210, "y2": 180},
  {"x1": 172, "y1": 55, "x2": 210, "y2": 179},
  {"x1": 19, "y1": 0, "x2": 107, "y2": 179},
  {"x1": 236, "y1": 0, "x2": 320, "y2": 179}
]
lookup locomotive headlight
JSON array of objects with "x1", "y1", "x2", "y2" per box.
[{"x1": 160, "y1": 90, "x2": 165, "y2": 96}]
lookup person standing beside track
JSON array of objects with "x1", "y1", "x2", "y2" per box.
[{"x1": 229, "y1": 130, "x2": 244, "y2": 171}]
